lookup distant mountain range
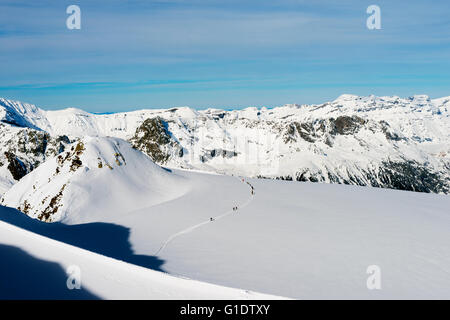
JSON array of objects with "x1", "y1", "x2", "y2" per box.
[
  {"x1": 1, "y1": 95, "x2": 450, "y2": 299},
  {"x1": 0, "y1": 94, "x2": 449, "y2": 196}
]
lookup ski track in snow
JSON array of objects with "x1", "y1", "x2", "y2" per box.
[{"x1": 154, "y1": 177, "x2": 255, "y2": 256}]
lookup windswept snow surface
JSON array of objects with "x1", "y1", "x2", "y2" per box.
[
  {"x1": 1, "y1": 149, "x2": 450, "y2": 298},
  {"x1": 0, "y1": 206, "x2": 281, "y2": 300},
  {"x1": 116, "y1": 172, "x2": 450, "y2": 299}
]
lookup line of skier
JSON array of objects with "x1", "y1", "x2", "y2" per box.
[
  {"x1": 210, "y1": 177, "x2": 255, "y2": 222},
  {"x1": 246, "y1": 181, "x2": 255, "y2": 196}
]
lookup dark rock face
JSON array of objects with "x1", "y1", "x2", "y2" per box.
[
  {"x1": 274, "y1": 160, "x2": 449, "y2": 194},
  {"x1": 200, "y1": 148, "x2": 238, "y2": 163},
  {"x1": 379, "y1": 121, "x2": 403, "y2": 141},
  {"x1": 284, "y1": 122, "x2": 317, "y2": 143},
  {"x1": 276, "y1": 115, "x2": 449, "y2": 193},
  {"x1": 56, "y1": 141, "x2": 85, "y2": 172},
  {"x1": 377, "y1": 160, "x2": 449, "y2": 193},
  {"x1": 56, "y1": 135, "x2": 71, "y2": 153},
  {"x1": 37, "y1": 184, "x2": 66, "y2": 222},
  {"x1": 0, "y1": 126, "x2": 72, "y2": 181},
  {"x1": 330, "y1": 116, "x2": 366, "y2": 135},
  {"x1": 129, "y1": 117, "x2": 181, "y2": 164},
  {"x1": 4, "y1": 152, "x2": 28, "y2": 180},
  {"x1": 283, "y1": 116, "x2": 367, "y2": 144}
]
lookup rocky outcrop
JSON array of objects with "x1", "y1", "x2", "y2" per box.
[
  {"x1": 200, "y1": 148, "x2": 238, "y2": 163},
  {"x1": 129, "y1": 117, "x2": 182, "y2": 164},
  {"x1": 4, "y1": 151, "x2": 27, "y2": 180},
  {"x1": 274, "y1": 160, "x2": 449, "y2": 194},
  {"x1": 0, "y1": 124, "x2": 71, "y2": 182}
]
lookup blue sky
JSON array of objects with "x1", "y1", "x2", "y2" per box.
[{"x1": 0, "y1": 0, "x2": 449, "y2": 112}]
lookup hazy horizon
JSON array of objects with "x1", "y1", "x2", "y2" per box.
[
  {"x1": 1, "y1": 0, "x2": 449, "y2": 112},
  {"x1": 2, "y1": 92, "x2": 448, "y2": 114}
]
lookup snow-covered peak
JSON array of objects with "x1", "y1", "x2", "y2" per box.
[
  {"x1": 1, "y1": 94, "x2": 449, "y2": 139},
  {"x1": 333, "y1": 94, "x2": 362, "y2": 103},
  {"x1": 0, "y1": 95, "x2": 449, "y2": 195},
  {"x1": 1, "y1": 136, "x2": 188, "y2": 223},
  {"x1": 432, "y1": 96, "x2": 450, "y2": 106},
  {"x1": 409, "y1": 94, "x2": 431, "y2": 103},
  {"x1": 0, "y1": 98, "x2": 49, "y2": 130}
]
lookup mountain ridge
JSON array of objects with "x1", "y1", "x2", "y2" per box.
[
  {"x1": 1, "y1": 136, "x2": 188, "y2": 223},
  {"x1": 0, "y1": 94, "x2": 448, "y2": 195}
]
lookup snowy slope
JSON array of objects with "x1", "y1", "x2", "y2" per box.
[
  {"x1": 1, "y1": 95, "x2": 449, "y2": 193},
  {"x1": 0, "y1": 206, "x2": 282, "y2": 299},
  {"x1": 89, "y1": 171, "x2": 447, "y2": 300},
  {"x1": 1, "y1": 96, "x2": 449, "y2": 300},
  {"x1": 1, "y1": 136, "x2": 189, "y2": 222},
  {"x1": 151, "y1": 174, "x2": 450, "y2": 299},
  {"x1": 1, "y1": 147, "x2": 449, "y2": 298},
  {"x1": 0, "y1": 98, "x2": 48, "y2": 130},
  {"x1": 6, "y1": 162, "x2": 448, "y2": 298}
]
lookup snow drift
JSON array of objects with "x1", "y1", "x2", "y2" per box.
[{"x1": 0, "y1": 205, "x2": 282, "y2": 299}]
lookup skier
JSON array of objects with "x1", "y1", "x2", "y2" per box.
[{"x1": 210, "y1": 217, "x2": 214, "y2": 222}]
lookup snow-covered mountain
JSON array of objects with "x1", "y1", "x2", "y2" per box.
[
  {"x1": 1, "y1": 95, "x2": 450, "y2": 299},
  {"x1": 2, "y1": 136, "x2": 188, "y2": 223},
  {"x1": 0, "y1": 95, "x2": 449, "y2": 194}
]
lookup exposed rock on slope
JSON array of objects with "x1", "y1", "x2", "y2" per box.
[
  {"x1": 0, "y1": 123, "x2": 70, "y2": 193},
  {"x1": 129, "y1": 117, "x2": 183, "y2": 164},
  {"x1": 1, "y1": 137, "x2": 188, "y2": 223}
]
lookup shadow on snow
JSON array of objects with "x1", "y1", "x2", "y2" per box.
[
  {"x1": 0, "y1": 206, "x2": 165, "y2": 273},
  {"x1": 0, "y1": 243, "x2": 100, "y2": 300}
]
